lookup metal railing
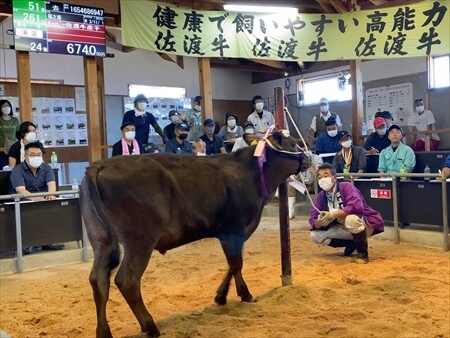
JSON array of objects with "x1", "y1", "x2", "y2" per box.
[
  {"x1": 337, "y1": 172, "x2": 449, "y2": 252},
  {"x1": 0, "y1": 189, "x2": 88, "y2": 273}
]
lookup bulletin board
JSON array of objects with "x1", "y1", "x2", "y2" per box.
[{"x1": 365, "y1": 82, "x2": 414, "y2": 128}]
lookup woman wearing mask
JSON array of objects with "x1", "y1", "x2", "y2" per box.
[
  {"x1": 0, "y1": 99, "x2": 20, "y2": 168},
  {"x1": 8, "y1": 121, "x2": 39, "y2": 168},
  {"x1": 112, "y1": 122, "x2": 143, "y2": 156},
  {"x1": 218, "y1": 111, "x2": 244, "y2": 152},
  {"x1": 332, "y1": 131, "x2": 366, "y2": 176}
]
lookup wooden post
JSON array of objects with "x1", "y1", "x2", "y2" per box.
[
  {"x1": 15, "y1": 51, "x2": 32, "y2": 122},
  {"x1": 350, "y1": 60, "x2": 364, "y2": 146},
  {"x1": 198, "y1": 57, "x2": 213, "y2": 120},
  {"x1": 96, "y1": 57, "x2": 107, "y2": 159},
  {"x1": 274, "y1": 86, "x2": 292, "y2": 286},
  {"x1": 83, "y1": 56, "x2": 102, "y2": 163}
]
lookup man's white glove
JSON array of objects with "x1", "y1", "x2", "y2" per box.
[{"x1": 318, "y1": 211, "x2": 335, "y2": 227}]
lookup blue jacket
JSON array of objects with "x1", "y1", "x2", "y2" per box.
[{"x1": 315, "y1": 133, "x2": 342, "y2": 154}]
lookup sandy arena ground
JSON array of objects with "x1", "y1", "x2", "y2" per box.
[{"x1": 1, "y1": 226, "x2": 449, "y2": 338}]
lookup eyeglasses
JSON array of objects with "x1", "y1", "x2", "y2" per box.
[{"x1": 25, "y1": 153, "x2": 42, "y2": 158}]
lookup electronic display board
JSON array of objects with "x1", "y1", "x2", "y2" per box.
[{"x1": 13, "y1": 0, "x2": 106, "y2": 57}]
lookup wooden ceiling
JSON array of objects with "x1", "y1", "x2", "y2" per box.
[{"x1": 0, "y1": 0, "x2": 425, "y2": 83}]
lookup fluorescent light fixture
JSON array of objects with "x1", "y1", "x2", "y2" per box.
[{"x1": 223, "y1": 4, "x2": 298, "y2": 14}]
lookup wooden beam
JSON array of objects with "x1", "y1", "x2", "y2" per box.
[
  {"x1": 350, "y1": 59, "x2": 364, "y2": 146},
  {"x1": 83, "y1": 57, "x2": 102, "y2": 163},
  {"x1": 15, "y1": 51, "x2": 32, "y2": 122},
  {"x1": 198, "y1": 58, "x2": 213, "y2": 120},
  {"x1": 363, "y1": 0, "x2": 423, "y2": 9},
  {"x1": 96, "y1": 57, "x2": 108, "y2": 159},
  {"x1": 122, "y1": 45, "x2": 137, "y2": 53},
  {"x1": 157, "y1": 52, "x2": 175, "y2": 63},
  {"x1": 211, "y1": 62, "x2": 280, "y2": 73},
  {"x1": 250, "y1": 59, "x2": 286, "y2": 70},
  {"x1": 104, "y1": 29, "x2": 116, "y2": 42},
  {"x1": 315, "y1": 0, "x2": 336, "y2": 13},
  {"x1": 329, "y1": 0, "x2": 349, "y2": 13},
  {"x1": 177, "y1": 56, "x2": 184, "y2": 69},
  {"x1": 297, "y1": 61, "x2": 306, "y2": 71}
]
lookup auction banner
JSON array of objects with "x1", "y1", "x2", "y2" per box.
[{"x1": 121, "y1": 0, "x2": 449, "y2": 61}]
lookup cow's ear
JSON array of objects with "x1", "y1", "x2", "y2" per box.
[
  {"x1": 243, "y1": 133, "x2": 260, "y2": 145},
  {"x1": 269, "y1": 131, "x2": 284, "y2": 150}
]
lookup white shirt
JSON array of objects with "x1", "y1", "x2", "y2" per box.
[
  {"x1": 408, "y1": 109, "x2": 440, "y2": 141},
  {"x1": 247, "y1": 110, "x2": 274, "y2": 133},
  {"x1": 231, "y1": 137, "x2": 250, "y2": 152},
  {"x1": 309, "y1": 111, "x2": 342, "y2": 131}
]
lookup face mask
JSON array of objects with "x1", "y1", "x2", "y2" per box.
[
  {"x1": 341, "y1": 140, "x2": 352, "y2": 148},
  {"x1": 137, "y1": 102, "x2": 146, "y2": 111},
  {"x1": 178, "y1": 133, "x2": 188, "y2": 140},
  {"x1": 25, "y1": 132, "x2": 37, "y2": 142},
  {"x1": 320, "y1": 104, "x2": 329, "y2": 113},
  {"x1": 196, "y1": 152, "x2": 206, "y2": 156},
  {"x1": 245, "y1": 128, "x2": 255, "y2": 134},
  {"x1": 327, "y1": 129, "x2": 338, "y2": 137},
  {"x1": 195, "y1": 105, "x2": 201, "y2": 112},
  {"x1": 376, "y1": 128, "x2": 387, "y2": 136},
  {"x1": 227, "y1": 119, "x2": 236, "y2": 128},
  {"x1": 28, "y1": 156, "x2": 43, "y2": 168},
  {"x1": 206, "y1": 127, "x2": 215, "y2": 135},
  {"x1": 170, "y1": 115, "x2": 179, "y2": 123},
  {"x1": 255, "y1": 102, "x2": 264, "y2": 111},
  {"x1": 1, "y1": 107, "x2": 11, "y2": 115},
  {"x1": 415, "y1": 106, "x2": 424, "y2": 113},
  {"x1": 124, "y1": 131, "x2": 135, "y2": 141},
  {"x1": 318, "y1": 177, "x2": 334, "y2": 191}
]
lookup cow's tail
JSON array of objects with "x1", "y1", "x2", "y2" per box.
[{"x1": 81, "y1": 165, "x2": 120, "y2": 270}]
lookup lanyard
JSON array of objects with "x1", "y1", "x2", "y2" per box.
[{"x1": 342, "y1": 148, "x2": 352, "y2": 168}]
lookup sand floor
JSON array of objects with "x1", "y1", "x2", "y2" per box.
[{"x1": 1, "y1": 228, "x2": 449, "y2": 338}]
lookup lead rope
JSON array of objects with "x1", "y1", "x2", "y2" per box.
[{"x1": 283, "y1": 106, "x2": 321, "y2": 213}]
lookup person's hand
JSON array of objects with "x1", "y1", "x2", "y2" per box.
[
  {"x1": 189, "y1": 118, "x2": 195, "y2": 124},
  {"x1": 318, "y1": 211, "x2": 335, "y2": 226},
  {"x1": 45, "y1": 195, "x2": 56, "y2": 200},
  {"x1": 229, "y1": 138, "x2": 236, "y2": 144},
  {"x1": 179, "y1": 112, "x2": 185, "y2": 121},
  {"x1": 368, "y1": 147, "x2": 379, "y2": 155}
]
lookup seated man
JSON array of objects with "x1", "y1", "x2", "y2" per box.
[
  {"x1": 378, "y1": 125, "x2": 416, "y2": 175},
  {"x1": 112, "y1": 122, "x2": 143, "y2": 157},
  {"x1": 314, "y1": 117, "x2": 342, "y2": 155},
  {"x1": 9, "y1": 142, "x2": 63, "y2": 253},
  {"x1": 232, "y1": 121, "x2": 256, "y2": 152},
  {"x1": 332, "y1": 131, "x2": 366, "y2": 175},
  {"x1": 363, "y1": 116, "x2": 391, "y2": 155},
  {"x1": 200, "y1": 119, "x2": 227, "y2": 155},
  {"x1": 309, "y1": 163, "x2": 384, "y2": 264},
  {"x1": 165, "y1": 122, "x2": 193, "y2": 154},
  {"x1": 193, "y1": 139, "x2": 207, "y2": 156}
]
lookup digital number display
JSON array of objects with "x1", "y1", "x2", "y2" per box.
[{"x1": 12, "y1": 0, "x2": 106, "y2": 57}]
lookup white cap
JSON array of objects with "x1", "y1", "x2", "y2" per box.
[{"x1": 319, "y1": 98, "x2": 328, "y2": 105}]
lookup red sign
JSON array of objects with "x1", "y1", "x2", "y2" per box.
[{"x1": 370, "y1": 189, "x2": 391, "y2": 199}]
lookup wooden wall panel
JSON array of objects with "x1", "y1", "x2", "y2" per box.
[{"x1": 212, "y1": 99, "x2": 253, "y2": 129}]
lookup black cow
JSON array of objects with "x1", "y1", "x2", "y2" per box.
[{"x1": 80, "y1": 131, "x2": 310, "y2": 338}]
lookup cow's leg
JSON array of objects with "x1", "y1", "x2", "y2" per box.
[
  {"x1": 114, "y1": 246, "x2": 160, "y2": 338},
  {"x1": 89, "y1": 245, "x2": 120, "y2": 338},
  {"x1": 215, "y1": 234, "x2": 253, "y2": 305}
]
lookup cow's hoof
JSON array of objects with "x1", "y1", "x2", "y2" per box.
[
  {"x1": 240, "y1": 294, "x2": 254, "y2": 303},
  {"x1": 144, "y1": 329, "x2": 161, "y2": 338},
  {"x1": 214, "y1": 294, "x2": 227, "y2": 305}
]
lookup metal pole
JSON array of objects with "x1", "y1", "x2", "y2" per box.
[
  {"x1": 274, "y1": 86, "x2": 292, "y2": 286},
  {"x1": 81, "y1": 218, "x2": 90, "y2": 262},
  {"x1": 442, "y1": 180, "x2": 448, "y2": 252},
  {"x1": 392, "y1": 177, "x2": 399, "y2": 244},
  {"x1": 14, "y1": 197, "x2": 23, "y2": 274}
]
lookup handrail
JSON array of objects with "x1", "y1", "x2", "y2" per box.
[{"x1": 0, "y1": 189, "x2": 78, "y2": 200}]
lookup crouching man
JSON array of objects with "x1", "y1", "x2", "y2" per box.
[{"x1": 309, "y1": 163, "x2": 384, "y2": 263}]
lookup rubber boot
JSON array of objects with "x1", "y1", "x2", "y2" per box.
[
  {"x1": 329, "y1": 238, "x2": 356, "y2": 256},
  {"x1": 288, "y1": 197, "x2": 296, "y2": 220},
  {"x1": 352, "y1": 230, "x2": 369, "y2": 264}
]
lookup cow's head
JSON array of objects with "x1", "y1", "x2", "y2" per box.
[{"x1": 244, "y1": 130, "x2": 311, "y2": 195}]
